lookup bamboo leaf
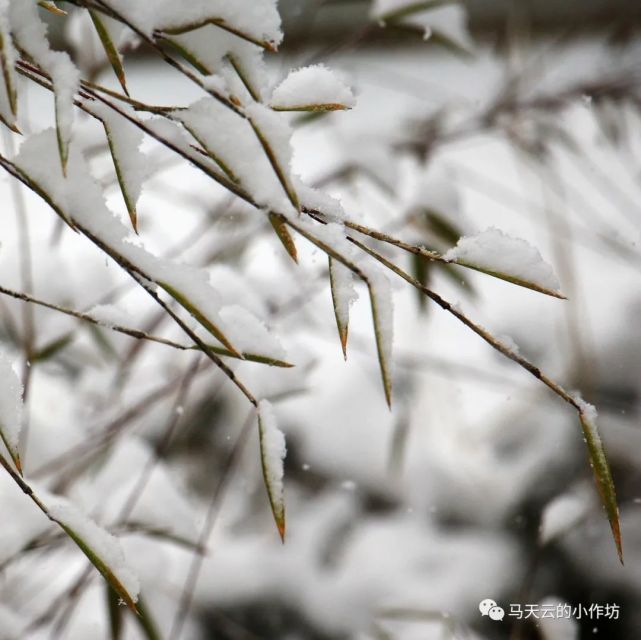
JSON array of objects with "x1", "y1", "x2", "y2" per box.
[
  {"x1": 159, "y1": 282, "x2": 241, "y2": 358},
  {"x1": 578, "y1": 406, "x2": 623, "y2": 564},
  {"x1": 411, "y1": 252, "x2": 430, "y2": 312},
  {"x1": 449, "y1": 260, "x2": 566, "y2": 299},
  {"x1": 157, "y1": 19, "x2": 278, "y2": 52},
  {"x1": 37, "y1": 1, "x2": 67, "y2": 16},
  {"x1": 257, "y1": 400, "x2": 287, "y2": 541},
  {"x1": 269, "y1": 213, "x2": 298, "y2": 263},
  {"x1": 0, "y1": 22, "x2": 18, "y2": 124},
  {"x1": 247, "y1": 108, "x2": 300, "y2": 213},
  {"x1": 89, "y1": 11, "x2": 129, "y2": 97},
  {"x1": 272, "y1": 103, "x2": 352, "y2": 113},
  {"x1": 368, "y1": 282, "x2": 393, "y2": 409},
  {"x1": 31, "y1": 332, "x2": 74, "y2": 363},
  {"x1": 444, "y1": 229, "x2": 566, "y2": 299},
  {"x1": 102, "y1": 120, "x2": 138, "y2": 233},
  {"x1": 50, "y1": 504, "x2": 140, "y2": 612},
  {"x1": 329, "y1": 256, "x2": 356, "y2": 358}
]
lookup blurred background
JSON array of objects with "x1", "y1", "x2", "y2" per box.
[{"x1": 1, "y1": 1, "x2": 641, "y2": 639}]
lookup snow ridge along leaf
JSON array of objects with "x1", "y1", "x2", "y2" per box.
[
  {"x1": 270, "y1": 65, "x2": 356, "y2": 112},
  {"x1": 257, "y1": 400, "x2": 287, "y2": 541},
  {"x1": 49, "y1": 501, "x2": 141, "y2": 611},
  {"x1": 444, "y1": 227, "x2": 565, "y2": 298},
  {"x1": 329, "y1": 257, "x2": 357, "y2": 358}
]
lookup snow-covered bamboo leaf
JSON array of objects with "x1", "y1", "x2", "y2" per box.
[
  {"x1": 269, "y1": 213, "x2": 298, "y2": 263},
  {"x1": 158, "y1": 282, "x2": 241, "y2": 358},
  {"x1": 443, "y1": 228, "x2": 565, "y2": 299},
  {"x1": 329, "y1": 256, "x2": 357, "y2": 358},
  {"x1": 106, "y1": 0, "x2": 283, "y2": 51},
  {"x1": 93, "y1": 103, "x2": 148, "y2": 233},
  {"x1": 89, "y1": 10, "x2": 129, "y2": 96},
  {"x1": 178, "y1": 99, "x2": 298, "y2": 214},
  {"x1": 37, "y1": 1, "x2": 67, "y2": 16},
  {"x1": 49, "y1": 502, "x2": 140, "y2": 611},
  {"x1": 270, "y1": 65, "x2": 356, "y2": 112},
  {"x1": 0, "y1": 352, "x2": 23, "y2": 474},
  {"x1": 0, "y1": 0, "x2": 18, "y2": 132},
  {"x1": 576, "y1": 401, "x2": 623, "y2": 564},
  {"x1": 257, "y1": 400, "x2": 287, "y2": 541},
  {"x1": 246, "y1": 103, "x2": 300, "y2": 212},
  {"x1": 368, "y1": 277, "x2": 394, "y2": 408},
  {"x1": 187, "y1": 344, "x2": 293, "y2": 368},
  {"x1": 10, "y1": 2, "x2": 79, "y2": 174}
]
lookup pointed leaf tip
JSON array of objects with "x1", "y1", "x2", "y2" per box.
[
  {"x1": 368, "y1": 280, "x2": 394, "y2": 409},
  {"x1": 329, "y1": 257, "x2": 357, "y2": 361},
  {"x1": 578, "y1": 406, "x2": 623, "y2": 564},
  {"x1": 269, "y1": 214, "x2": 298, "y2": 263},
  {"x1": 257, "y1": 401, "x2": 287, "y2": 540},
  {"x1": 90, "y1": 11, "x2": 129, "y2": 97}
]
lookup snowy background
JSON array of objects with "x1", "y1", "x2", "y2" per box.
[{"x1": 0, "y1": 2, "x2": 641, "y2": 639}]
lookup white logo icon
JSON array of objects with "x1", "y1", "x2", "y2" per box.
[{"x1": 479, "y1": 599, "x2": 505, "y2": 621}]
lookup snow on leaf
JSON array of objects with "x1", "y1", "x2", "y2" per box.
[
  {"x1": 329, "y1": 257, "x2": 358, "y2": 358},
  {"x1": 10, "y1": 2, "x2": 79, "y2": 173},
  {"x1": 92, "y1": 102, "x2": 148, "y2": 233},
  {"x1": 162, "y1": 27, "x2": 267, "y2": 102},
  {"x1": 574, "y1": 398, "x2": 623, "y2": 564},
  {"x1": 0, "y1": 351, "x2": 23, "y2": 474},
  {"x1": 246, "y1": 102, "x2": 300, "y2": 212},
  {"x1": 177, "y1": 98, "x2": 297, "y2": 214},
  {"x1": 0, "y1": 0, "x2": 18, "y2": 132},
  {"x1": 48, "y1": 500, "x2": 140, "y2": 611},
  {"x1": 13, "y1": 129, "x2": 241, "y2": 358},
  {"x1": 443, "y1": 227, "x2": 565, "y2": 298},
  {"x1": 105, "y1": 0, "x2": 283, "y2": 50},
  {"x1": 89, "y1": 10, "x2": 129, "y2": 96},
  {"x1": 270, "y1": 65, "x2": 356, "y2": 112},
  {"x1": 257, "y1": 400, "x2": 287, "y2": 541}
]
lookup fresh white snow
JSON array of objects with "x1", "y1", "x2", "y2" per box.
[
  {"x1": 270, "y1": 65, "x2": 356, "y2": 111},
  {"x1": 48, "y1": 500, "x2": 140, "y2": 603},
  {"x1": 258, "y1": 399, "x2": 287, "y2": 531},
  {"x1": 444, "y1": 227, "x2": 562, "y2": 293}
]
